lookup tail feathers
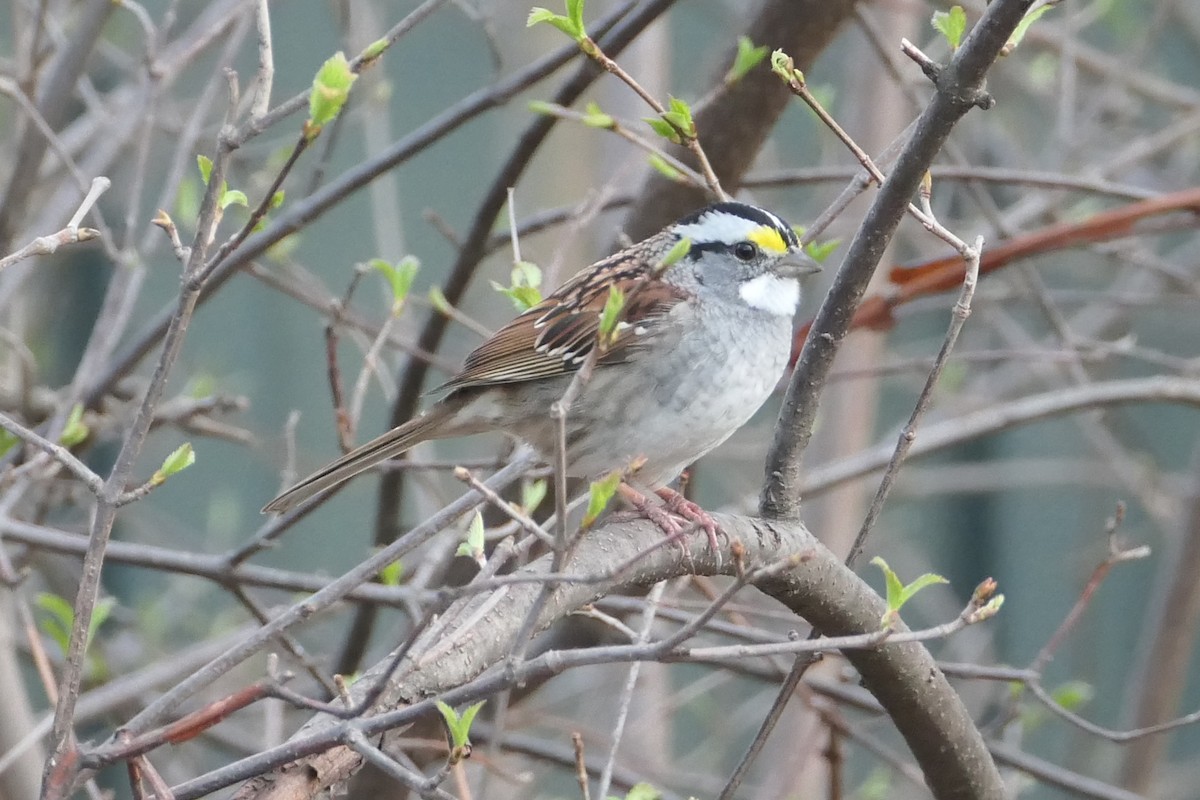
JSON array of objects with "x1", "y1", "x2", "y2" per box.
[{"x1": 262, "y1": 403, "x2": 458, "y2": 514}]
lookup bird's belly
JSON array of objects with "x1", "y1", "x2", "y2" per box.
[{"x1": 561, "y1": 315, "x2": 792, "y2": 486}]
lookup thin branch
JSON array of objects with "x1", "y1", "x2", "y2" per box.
[
  {"x1": 113, "y1": 453, "x2": 535, "y2": 738},
  {"x1": 845, "y1": 233, "x2": 983, "y2": 567},
  {"x1": 0, "y1": 226, "x2": 101, "y2": 273},
  {"x1": 249, "y1": 0, "x2": 273, "y2": 120},
  {"x1": 0, "y1": 413, "x2": 103, "y2": 494},
  {"x1": 596, "y1": 581, "x2": 666, "y2": 800},
  {"x1": 0, "y1": 173, "x2": 108, "y2": 270},
  {"x1": 799, "y1": 376, "x2": 1200, "y2": 500},
  {"x1": 532, "y1": 102, "x2": 708, "y2": 190},
  {"x1": 575, "y1": 34, "x2": 726, "y2": 200}
]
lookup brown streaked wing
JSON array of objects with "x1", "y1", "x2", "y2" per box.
[{"x1": 438, "y1": 250, "x2": 688, "y2": 393}]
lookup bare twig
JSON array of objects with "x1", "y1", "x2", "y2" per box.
[
  {"x1": 249, "y1": 0, "x2": 273, "y2": 120},
  {"x1": 0, "y1": 227, "x2": 100, "y2": 273},
  {"x1": 575, "y1": 34, "x2": 727, "y2": 201},
  {"x1": 454, "y1": 466, "x2": 555, "y2": 547},
  {"x1": 596, "y1": 581, "x2": 666, "y2": 800},
  {"x1": 845, "y1": 233, "x2": 983, "y2": 567},
  {"x1": 1029, "y1": 503, "x2": 1148, "y2": 675},
  {"x1": 572, "y1": 732, "x2": 592, "y2": 800},
  {"x1": 800, "y1": 376, "x2": 1200, "y2": 499},
  {"x1": 0, "y1": 413, "x2": 104, "y2": 494},
  {"x1": 533, "y1": 101, "x2": 707, "y2": 189},
  {"x1": 113, "y1": 453, "x2": 534, "y2": 739}
]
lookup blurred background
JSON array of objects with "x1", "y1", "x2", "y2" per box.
[{"x1": 2, "y1": 0, "x2": 1200, "y2": 798}]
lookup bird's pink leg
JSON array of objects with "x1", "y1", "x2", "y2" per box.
[{"x1": 655, "y1": 486, "x2": 721, "y2": 553}]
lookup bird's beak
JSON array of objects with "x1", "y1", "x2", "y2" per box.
[{"x1": 778, "y1": 251, "x2": 823, "y2": 279}]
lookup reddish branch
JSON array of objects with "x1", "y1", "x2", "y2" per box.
[{"x1": 791, "y1": 185, "x2": 1200, "y2": 356}]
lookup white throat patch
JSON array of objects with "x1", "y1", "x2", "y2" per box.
[{"x1": 739, "y1": 273, "x2": 799, "y2": 316}]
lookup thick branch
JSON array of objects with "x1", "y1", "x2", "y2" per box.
[{"x1": 214, "y1": 514, "x2": 1000, "y2": 800}]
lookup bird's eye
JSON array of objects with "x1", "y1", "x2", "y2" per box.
[{"x1": 733, "y1": 241, "x2": 758, "y2": 261}]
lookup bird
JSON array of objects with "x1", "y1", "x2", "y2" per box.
[{"x1": 263, "y1": 201, "x2": 819, "y2": 543}]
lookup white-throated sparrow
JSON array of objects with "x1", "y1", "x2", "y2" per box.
[{"x1": 264, "y1": 202, "x2": 819, "y2": 521}]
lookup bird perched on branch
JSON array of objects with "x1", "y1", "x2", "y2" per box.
[{"x1": 264, "y1": 201, "x2": 819, "y2": 548}]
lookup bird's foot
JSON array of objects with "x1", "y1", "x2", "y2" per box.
[
  {"x1": 616, "y1": 483, "x2": 687, "y2": 540},
  {"x1": 614, "y1": 483, "x2": 721, "y2": 567},
  {"x1": 656, "y1": 486, "x2": 722, "y2": 555},
  {"x1": 617, "y1": 482, "x2": 702, "y2": 569}
]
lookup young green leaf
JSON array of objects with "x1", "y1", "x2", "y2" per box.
[
  {"x1": 624, "y1": 784, "x2": 663, "y2": 800},
  {"x1": 467, "y1": 511, "x2": 485, "y2": 551},
  {"x1": 805, "y1": 238, "x2": 840, "y2": 263},
  {"x1": 1050, "y1": 680, "x2": 1093, "y2": 711},
  {"x1": 527, "y1": 4, "x2": 585, "y2": 42},
  {"x1": 770, "y1": 49, "x2": 803, "y2": 83},
  {"x1": 974, "y1": 593, "x2": 1005, "y2": 621},
  {"x1": 35, "y1": 592, "x2": 116, "y2": 655},
  {"x1": 873, "y1": 556, "x2": 905, "y2": 613},
  {"x1": 932, "y1": 6, "x2": 967, "y2": 50},
  {"x1": 895, "y1": 572, "x2": 949, "y2": 609},
  {"x1": 267, "y1": 233, "x2": 300, "y2": 262},
  {"x1": 655, "y1": 236, "x2": 691, "y2": 274},
  {"x1": 512, "y1": 260, "x2": 542, "y2": 291},
  {"x1": 521, "y1": 479, "x2": 548, "y2": 514},
  {"x1": 152, "y1": 442, "x2": 196, "y2": 486},
  {"x1": 89, "y1": 596, "x2": 117, "y2": 647},
  {"x1": 0, "y1": 429, "x2": 17, "y2": 458},
  {"x1": 378, "y1": 559, "x2": 403, "y2": 587},
  {"x1": 565, "y1": 0, "x2": 585, "y2": 32},
  {"x1": 308, "y1": 52, "x2": 358, "y2": 134},
  {"x1": 661, "y1": 96, "x2": 695, "y2": 138},
  {"x1": 491, "y1": 260, "x2": 543, "y2": 311},
  {"x1": 457, "y1": 700, "x2": 485, "y2": 742},
  {"x1": 428, "y1": 286, "x2": 452, "y2": 315},
  {"x1": 35, "y1": 592, "x2": 74, "y2": 654},
  {"x1": 872, "y1": 556, "x2": 947, "y2": 625},
  {"x1": 581, "y1": 101, "x2": 614, "y2": 129},
  {"x1": 196, "y1": 155, "x2": 214, "y2": 185},
  {"x1": 643, "y1": 116, "x2": 681, "y2": 144},
  {"x1": 435, "y1": 700, "x2": 459, "y2": 737},
  {"x1": 647, "y1": 153, "x2": 683, "y2": 182},
  {"x1": 435, "y1": 699, "x2": 485, "y2": 752},
  {"x1": 597, "y1": 284, "x2": 626, "y2": 349},
  {"x1": 59, "y1": 404, "x2": 89, "y2": 447},
  {"x1": 527, "y1": 100, "x2": 559, "y2": 116},
  {"x1": 1006, "y1": 4, "x2": 1054, "y2": 52},
  {"x1": 219, "y1": 187, "x2": 249, "y2": 210},
  {"x1": 492, "y1": 282, "x2": 541, "y2": 312},
  {"x1": 582, "y1": 469, "x2": 622, "y2": 529},
  {"x1": 455, "y1": 511, "x2": 487, "y2": 563},
  {"x1": 359, "y1": 37, "x2": 388, "y2": 63},
  {"x1": 726, "y1": 36, "x2": 769, "y2": 84},
  {"x1": 372, "y1": 256, "x2": 420, "y2": 309},
  {"x1": 270, "y1": 190, "x2": 286, "y2": 209}
]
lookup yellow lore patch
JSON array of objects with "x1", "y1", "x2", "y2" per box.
[{"x1": 747, "y1": 225, "x2": 788, "y2": 254}]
